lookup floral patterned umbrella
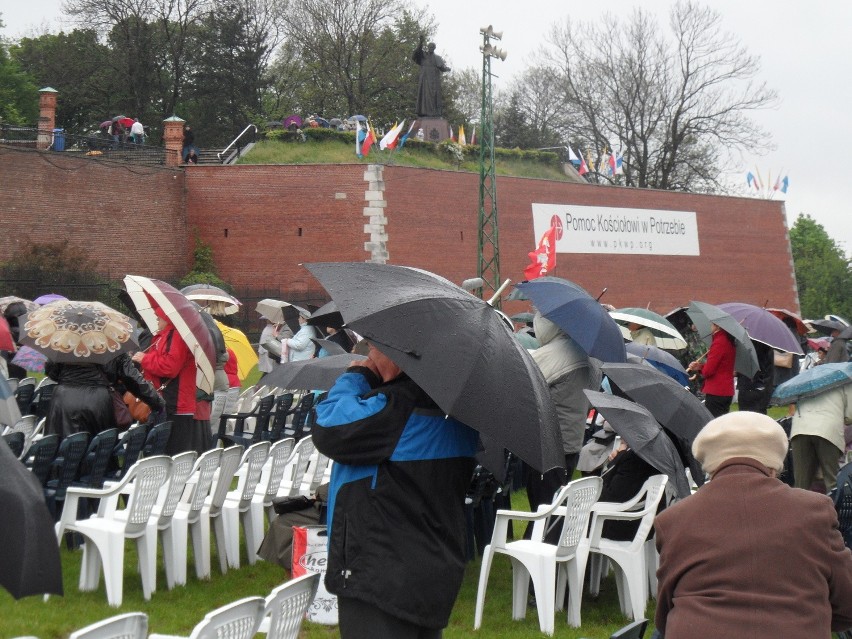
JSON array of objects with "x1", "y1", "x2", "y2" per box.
[
  {"x1": 10, "y1": 345, "x2": 47, "y2": 373},
  {"x1": 20, "y1": 300, "x2": 138, "y2": 364}
]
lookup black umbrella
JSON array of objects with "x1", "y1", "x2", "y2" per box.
[
  {"x1": 307, "y1": 300, "x2": 345, "y2": 330},
  {"x1": 810, "y1": 318, "x2": 847, "y2": 337},
  {"x1": 583, "y1": 390, "x2": 690, "y2": 498},
  {"x1": 263, "y1": 353, "x2": 367, "y2": 391},
  {"x1": 312, "y1": 338, "x2": 347, "y2": 356},
  {"x1": 600, "y1": 362, "x2": 712, "y2": 445},
  {"x1": 304, "y1": 262, "x2": 563, "y2": 473},
  {"x1": 0, "y1": 438, "x2": 63, "y2": 599}
]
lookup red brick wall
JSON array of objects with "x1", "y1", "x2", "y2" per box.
[
  {"x1": 2, "y1": 148, "x2": 798, "y2": 318},
  {"x1": 1, "y1": 146, "x2": 189, "y2": 279}
]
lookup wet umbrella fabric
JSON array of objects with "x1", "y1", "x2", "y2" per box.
[
  {"x1": 839, "y1": 325, "x2": 852, "y2": 340},
  {"x1": 809, "y1": 319, "x2": 846, "y2": 337},
  {"x1": 215, "y1": 321, "x2": 258, "y2": 381},
  {"x1": 717, "y1": 303, "x2": 803, "y2": 354},
  {"x1": 264, "y1": 353, "x2": 367, "y2": 391},
  {"x1": 766, "y1": 308, "x2": 810, "y2": 336},
  {"x1": 686, "y1": 301, "x2": 759, "y2": 378},
  {"x1": 99, "y1": 120, "x2": 112, "y2": 129},
  {"x1": 305, "y1": 262, "x2": 563, "y2": 473},
  {"x1": 770, "y1": 362, "x2": 852, "y2": 406},
  {"x1": 625, "y1": 342, "x2": 689, "y2": 386},
  {"x1": 255, "y1": 299, "x2": 307, "y2": 325},
  {"x1": 312, "y1": 338, "x2": 347, "y2": 356},
  {"x1": 0, "y1": 438, "x2": 64, "y2": 599},
  {"x1": 20, "y1": 301, "x2": 138, "y2": 365},
  {"x1": 10, "y1": 345, "x2": 47, "y2": 373},
  {"x1": 0, "y1": 297, "x2": 38, "y2": 316},
  {"x1": 180, "y1": 284, "x2": 241, "y2": 316},
  {"x1": 33, "y1": 294, "x2": 68, "y2": 306},
  {"x1": 123, "y1": 275, "x2": 217, "y2": 394},
  {"x1": 307, "y1": 300, "x2": 345, "y2": 330},
  {"x1": 283, "y1": 115, "x2": 302, "y2": 128},
  {"x1": 609, "y1": 307, "x2": 687, "y2": 351},
  {"x1": 0, "y1": 316, "x2": 14, "y2": 352},
  {"x1": 514, "y1": 277, "x2": 626, "y2": 363},
  {"x1": 0, "y1": 374, "x2": 22, "y2": 428},
  {"x1": 600, "y1": 362, "x2": 712, "y2": 445},
  {"x1": 583, "y1": 390, "x2": 690, "y2": 498}
]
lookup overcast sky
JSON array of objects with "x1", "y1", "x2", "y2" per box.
[{"x1": 4, "y1": 1, "x2": 850, "y2": 253}]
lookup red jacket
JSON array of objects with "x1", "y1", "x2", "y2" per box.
[
  {"x1": 141, "y1": 324, "x2": 197, "y2": 415},
  {"x1": 697, "y1": 329, "x2": 735, "y2": 397},
  {"x1": 224, "y1": 347, "x2": 240, "y2": 388}
]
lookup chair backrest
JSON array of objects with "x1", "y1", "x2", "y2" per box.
[
  {"x1": 209, "y1": 445, "x2": 244, "y2": 514},
  {"x1": 122, "y1": 456, "x2": 172, "y2": 536},
  {"x1": 187, "y1": 448, "x2": 223, "y2": 515},
  {"x1": 834, "y1": 463, "x2": 852, "y2": 549},
  {"x1": 555, "y1": 476, "x2": 603, "y2": 556},
  {"x1": 609, "y1": 618, "x2": 648, "y2": 639},
  {"x1": 12, "y1": 414, "x2": 37, "y2": 439},
  {"x1": 289, "y1": 394, "x2": 315, "y2": 441},
  {"x1": 14, "y1": 377, "x2": 36, "y2": 415},
  {"x1": 262, "y1": 438, "x2": 296, "y2": 503},
  {"x1": 31, "y1": 381, "x2": 57, "y2": 420},
  {"x1": 627, "y1": 474, "x2": 668, "y2": 551},
  {"x1": 285, "y1": 435, "x2": 315, "y2": 497},
  {"x1": 234, "y1": 441, "x2": 271, "y2": 508},
  {"x1": 26, "y1": 433, "x2": 60, "y2": 486},
  {"x1": 113, "y1": 425, "x2": 148, "y2": 479},
  {"x1": 143, "y1": 421, "x2": 172, "y2": 456},
  {"x1": 49, "y1": 431, "x2": 91, "y2": 499},
  {"x1": 302, "y1": 450, "x2": 331, "y2": 496},
  {"x1": 264, "y1": 573, "x2": 320, "y2": 639},
  {"x1": 188, "y1": 596, "x2": 266, "y2": 639},
  {"x1": 156, "y1": 450, "x2": 198, "y2": 524},
  {"x1": 2, "y1": 430, "x2": 25, "y2": 457},
  {"x1": 80, "y1": 428, "x2": 120, "y2": 489},
  {"x1": 268, "y1": 394, "x2": 295, "y2": 441},
  {"x1": 68, "y1": 611, "x2": 149, "y2": 639},
  {"x1": 251, "y1": 395, "x2": 276, "y2": 438}
]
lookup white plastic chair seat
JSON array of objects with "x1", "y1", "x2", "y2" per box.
[
  {"x1": 474, "y1": 476, "x2": 603, "y2": 636},
  {"x1": 68, "y1": 612, "x2": 148, "y2": 639}
]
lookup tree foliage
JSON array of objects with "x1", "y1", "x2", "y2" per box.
[
  {"x1": 0, "y1": 27, "x2": 38, "y2": 124},
  {"x1": 789, "y1": 214, "x2": 852, "y2": 320},
  {"x1": 542, "y1": 1, "x2": 777, "y2": 191}
]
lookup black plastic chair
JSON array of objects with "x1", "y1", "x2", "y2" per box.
[
  {"x1": 834, "y1": 463, "x2": 852, "y2": 550},
  {"x1": 266, "y1": 393, "x2": 295, "y2": 442},
  {"x1": 76, "y1": 428, "x2": 120, "y2": 490},
  {"x1": 143, "y1": 421, "x2": 172, "y2": 456},
  {"x1": 2, "y1": 431, "x2": 25, "y2": 458},
  {"x1": 219, "y1": 394, "x2": 275, "y2": 448},
  {"x1": 107, "y1": 423, "x2": 148, "y2": 481},
  {"x1": 24, "y1": 433, "x2": 60, "y2": 487},
  {"x1": 44, "y1": 431, "x2": 90, "y2": 519},
  {"x1": 609, "y1": 619, "x2": 648, "y2": 639},
  {"x1": 14, "y1": 378, "x2": 36, "y2": 416},
  {"x1": 30, "y1": 381, "x2": 57, "y2": 421},
  {"x1": 284, "y1": 393, "x2": 316, "y2": 441}
]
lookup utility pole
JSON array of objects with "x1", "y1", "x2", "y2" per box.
[{"x1": 477, "y1": 26, "x2": 507, "y2": 307}]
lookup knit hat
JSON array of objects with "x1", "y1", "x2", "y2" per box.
[{"x1": 692, "y1": 411, "x2": 788, "y2": 475}]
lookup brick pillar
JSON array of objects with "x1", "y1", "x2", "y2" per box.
[
  {"x1": 38, "y1": 87, "x2": 58, "y2": 150},
  {"x1": 163, "y1": 115, "x2": 186, "y2": 167}
]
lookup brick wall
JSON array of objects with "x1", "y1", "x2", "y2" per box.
[{"x1": 2, "y1": 147, "x2": 798, "y2": 317}]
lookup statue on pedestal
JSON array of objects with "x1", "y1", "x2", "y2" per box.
[{"x1": 412, "y1": 35, "x2": 450, "y2": 118}]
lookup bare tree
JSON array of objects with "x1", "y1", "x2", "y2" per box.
[{"x1": 543, "y1": 1, "x2": 777, "y2": 191}]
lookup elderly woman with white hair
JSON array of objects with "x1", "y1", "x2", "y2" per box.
[{"x1": 654, "y1": 411, "x2": 852, "y2": 639}]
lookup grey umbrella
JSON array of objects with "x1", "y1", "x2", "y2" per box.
[
  {"x1": 304, "y1": 262, "x2": 563, "y2": 473},
  {"x1": 263, "y1": 353, "x2": 367, "y2": 391},
  {"x1": 687, "y1": 300, "x2": 759, "y2": 378},
  {"x1": 583, "y1": 390, "x2": 691, "y2": 498}
]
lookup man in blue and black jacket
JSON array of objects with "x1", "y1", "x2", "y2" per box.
[{"x1": 312, "y1": 340, "x2": 479, "y2": 639}]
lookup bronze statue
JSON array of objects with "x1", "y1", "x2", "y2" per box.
[{"x1": 412, "y1": 35, "x2": 450, "y2": 118}]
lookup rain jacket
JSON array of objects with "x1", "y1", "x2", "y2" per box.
[
  {"x1": 791, "y1": 385, "x2": 852, "y2": 453},
  {"x1": 284, "y1": 324, "x2": 318, "y2": 362},
  {"x1": 46, "y1": 354, "x2": 164, "y2": 439},
  {"x1": 140, "y1": 324, "x2": 196, "y2": 415},
  {"x1": 312, "y1": 367, "x2": 478, "y2": 629},
  {"x1": 696, "y1": 329, "x2": 736, "y2": 397}
]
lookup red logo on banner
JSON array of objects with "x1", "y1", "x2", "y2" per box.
[{"x1": 550, "y1": 215, "x2": 563, "y2": 240}]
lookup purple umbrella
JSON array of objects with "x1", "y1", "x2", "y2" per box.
[
  {"x1": 10, "y1": 345, "x2": 47, "y2": 373},
  {"x1": 283, "y1": 115, "x2": 302, "y2": 128},
  {"x1": 33, "y1": 294, "x2": 68, "y2": 306},
  {"x1": 717, "y1": 302, "x2": 804, "y2": 354}
]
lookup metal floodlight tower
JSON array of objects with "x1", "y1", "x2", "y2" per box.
[{"x1": 477, "y1": 25, "x2": 506, "y2": 307}]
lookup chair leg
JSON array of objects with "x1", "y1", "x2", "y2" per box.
[
  {"x1": 169, "y1": 516, "x2": 189, "y2": 587},
  {"x1": 101, "y1": 536, "x2": 126, "y2": 607},
  {"x1": 528, "y1": 560, "x2": 557, "y2": 636},
  {"x1": 473, "y1": 544, "x2": 495, "y2": 629},
  {"x1": 248, "y1": 501, "x2": 265, "y2": 564},
  {"x1": 79, "y1": 538, "x2": 101, "y2": 592},
  {"x1": 645, "y1": 539, "x2": 659, "y2": 598},
  {"x1": 190, "y1": 516, "x2": 211, "y2": 580},
  {"x1": 588, "y1": 552, "x2": 602, "y2": 597},
  {"x1": 137, "y1": 528, "x2": 157, "y2": 600},
  {"x1": 510, "y1": 558, "x2": 531, "y2": 622},
  {"x1": 241, "y1": 509, "x2": 258, "y2": 566},
  {"x1": 212, "y1": 514, "x2": 230, "y2": 573}
]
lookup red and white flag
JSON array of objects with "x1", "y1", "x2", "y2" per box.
[{"x1": 524, "y1": 226, "x2": 558, "y2": 280}]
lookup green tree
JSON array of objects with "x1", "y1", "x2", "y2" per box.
[
  {"x1": 0, "y1": 22, "x2": 39, "y2": 125},
  {"x1": 789, "y1": 214, "x2": 852, "y2": 320}
]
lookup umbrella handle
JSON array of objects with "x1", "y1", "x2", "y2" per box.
[{"x1": 486, "y1": 279, "x2": 512, "y2": 306}]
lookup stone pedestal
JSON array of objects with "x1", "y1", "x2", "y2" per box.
[
  {"x1": 38, "y1": 87, "x2": 58, "y2": 150},
  {"x1": 163, "y1": 115, "x2": 186, "y2": 167},
  {"x1": 416, "y1": 117, "x2": 451, "y2": 144}
]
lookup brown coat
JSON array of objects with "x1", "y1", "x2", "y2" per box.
[{"x1": 655, "y1": 457, "x2": 852, "y2": 639}]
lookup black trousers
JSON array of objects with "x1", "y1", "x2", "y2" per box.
[
  {"x1": 338, "y1": 596, "x2": 442, "y2": 639},
  {"x1": 703, "y1": 394, "x2": 733, "y2": 418}
]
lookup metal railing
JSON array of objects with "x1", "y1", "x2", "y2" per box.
[{"x1": 218, "y1": 124, "x2": 257, "y2": 163}]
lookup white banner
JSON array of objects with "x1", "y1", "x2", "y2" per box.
[{"x1": 531, "y1": 203, "x2": 700, "y2": 256}]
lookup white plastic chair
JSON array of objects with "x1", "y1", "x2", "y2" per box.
[
  {"x1": 248, "y1": 438, "x2": 296, "y2": 559},
  {"x1": 199, "y1": 445, "x2": 244, "y2": 575},
  {"x1": 149, "y1": 596, "x2": 266, "y2": 639},
  {"x1": 258, "y1": 573, "x2": 320, "y2": 638},
  {"x1": 221, "y1": 440, "x2": 270, "y2": 568},
  {"x1": 278, "y1": 436, "x2": 315, "y2": 498},
  {"x1": 68, "y1": 612, "x2": 148, "y2": 639},
  {"x1": 300, "y1": 450, "x2": 330, "y2": 497},
  {"x1": 587, "y1": 474, "x2": 668, "y2": 622},
  {"x1": 150, "y1": 451, "x2": 198, "y2": 590},
  {"x1": 170, "y1": 448, "x2": 223, "y2": 583},
  {"x1": 56, "y1": 456, "x2": 172, "y2": 607},
  {"x1": 474, "y1": 476, "x2": 603, "y2": 635}
]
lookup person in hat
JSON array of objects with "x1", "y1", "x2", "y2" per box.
[{"x1": 654, "y1": 411, "x2": 852, "y2": 639}]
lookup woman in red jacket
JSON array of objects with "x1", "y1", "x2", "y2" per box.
[
  {"x1": 687, "y1": 323, "x2": 736, "y2": 417},
  {"x1": 132, "y1": 304, "x2": 205, "y2": 455}
]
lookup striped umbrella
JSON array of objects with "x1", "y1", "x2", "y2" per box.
[
  {"x1": 123, "y1": 275, "x2": 216, "y2": 393},
  {"x1": 610, "y1": 307, "x2": 687, "y2": 350},
  {"x1": 0, "y1": 374, "x2": 22, "y2": 429}
]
